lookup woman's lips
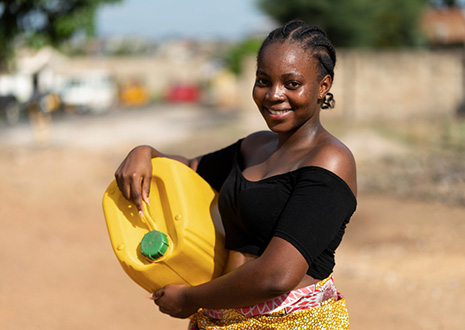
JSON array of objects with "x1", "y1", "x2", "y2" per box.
[{"x1": 265, "y1": 107, "x2": 292, "y2": 115}]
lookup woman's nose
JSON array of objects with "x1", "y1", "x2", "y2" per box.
[{"x1": 266, "y1": 85, "x2": 286, "y2": 101}]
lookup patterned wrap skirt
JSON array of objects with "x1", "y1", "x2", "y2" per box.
[{"x1": 189, "y1": 276, "x2": 349, "y2": 330}]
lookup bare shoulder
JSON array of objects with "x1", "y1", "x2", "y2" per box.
[{"x1": 306, "y1": 137, "x2": 357, "y2": 196}]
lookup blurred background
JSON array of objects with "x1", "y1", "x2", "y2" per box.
[{"x1": 1, "y1": 0, "x2": 465, "y2": 329}]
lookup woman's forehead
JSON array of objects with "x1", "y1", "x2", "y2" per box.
[{"x1": 257, "y1": 41, "x2": 318, "y2": 73}]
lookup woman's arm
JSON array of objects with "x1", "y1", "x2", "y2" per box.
[
  {"x1": 114, "y1": 137, "x2": 242, "y2": 216},
  {"x1": 114, "y1": 145, "x2": 201, "y2": 216},
  {"x1": 150, "y1": 236, "x2": 309, "y2": 318}
]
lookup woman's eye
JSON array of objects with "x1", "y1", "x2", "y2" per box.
[
  {"x1": 255, "y1": 78, "x2": 268, "y2": 86},
  {"x1": 287, "y1": 81, "x2": 301, "y2": 89}
]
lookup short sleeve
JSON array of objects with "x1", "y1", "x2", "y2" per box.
[
  {"x1": 273, "y1": 167, "x2": 357, "y2": 267},
  {"x1": 196, "y1": 139, "x2": 243, "y2": 192}
]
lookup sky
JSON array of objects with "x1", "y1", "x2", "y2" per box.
[{"x1": 96, "y1": 0, "x2": 275, "y2": 41}]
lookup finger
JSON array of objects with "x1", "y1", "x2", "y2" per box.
[
  {"x1": 135, "y1": 198, "x2": 144, "y2": 218},
  {"x1": 114, "y1": 167, "x2": 126, "y2": 198},
  {"x1": 115, "y1": 170, "x2": 133, "y2": 202},
  {"x1": 154, "y1": 288, "x2": 165, "y2": 299},
  {"x1": 141, "y1": 176, "x2": 151, "y2": 206},
  {"x1": 116, "y1": 175, "x2": 132, "y2": 201},
  {"x1": 121, "y1": 177, "x2": 133, "y2": 202},
  {"x1": 148, "y1": 288, "x2": 164, "y2": 304},
  {"x1": 129, "y1": 175, "x2": 144, "y2": 215}
]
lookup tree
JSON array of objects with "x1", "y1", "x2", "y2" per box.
[
  {"x1": 257, "y1": 0, "x2": 429, "y2": 48},
  {"x1": 0, "y1": 0, "x2": 121, "y2": 70},
  {"x1": 435, "y1": 0, "x2": 465, "y2": 6},
  {"x1": 224, "y1": 38, "x2": 262, "y2": 75}
]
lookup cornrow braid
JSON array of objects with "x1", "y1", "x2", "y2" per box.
[{"x1": 257, "y1": 20, "x2": 337, "y2": 109}]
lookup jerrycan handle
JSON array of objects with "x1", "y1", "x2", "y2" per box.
[{"x1": 139, "y1": 202, "x2": 155, "y2": 231}]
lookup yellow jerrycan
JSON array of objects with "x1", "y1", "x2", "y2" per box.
[{"x1": 102, "y1": 157, "x2": 227, "y2": 293}]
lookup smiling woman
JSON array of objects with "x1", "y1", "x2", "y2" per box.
[
  {"x1": 113, "y1": 19, "x2": 357, "y2": 329},
  {"x1": 252, "y1": 23, "x2": 336, "y2": 136}
]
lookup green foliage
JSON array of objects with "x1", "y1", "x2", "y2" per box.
[
  {"x1": 224, "y1": 38, "x2": 262, "y2": 75},
  {"x1": 442, "y1": 0, "x2": 460, "y2": 6},
  {"x1": 0, "y1": 0, "x2": 121, "y2": 69},
  {"x1": 257, "y1": 0, "x2": 429, "y2": 48}
]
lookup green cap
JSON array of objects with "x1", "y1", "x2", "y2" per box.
[{"x1": 140, "y1": 230, "x2": 169, "y2": 261}]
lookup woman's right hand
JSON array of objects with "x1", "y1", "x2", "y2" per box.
[{"x1": 114, "y1": 145, "x2": 155, "y2": 216}]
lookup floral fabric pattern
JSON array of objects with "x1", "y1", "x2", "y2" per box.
[{"x1": 189, "y1": 276, "x2": 349, "y2": 330}]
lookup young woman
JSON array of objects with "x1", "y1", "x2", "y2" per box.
[{"x1": 115, "y1": 20, "x2": 357, "y2": 329}]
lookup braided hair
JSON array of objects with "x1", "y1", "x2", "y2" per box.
[{"x1": 257, "y1": 20, "x2": 336, "y2": 109}]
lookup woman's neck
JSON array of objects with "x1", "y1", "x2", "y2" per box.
[{"x1": 277, "y1": 118, "x2": 324, "y2": 150}]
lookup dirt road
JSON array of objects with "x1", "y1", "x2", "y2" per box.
[{"x1": 1, "y1": 105, "x2": 464, "y2": 329}]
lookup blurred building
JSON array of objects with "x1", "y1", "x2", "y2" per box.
[{"x1": 422, "y1": 7, "x2": 465, "y2": 46}]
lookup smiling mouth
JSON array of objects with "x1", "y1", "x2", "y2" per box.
[{"x1": 265, "y1": 107, "x2": 291, "y2": 115}]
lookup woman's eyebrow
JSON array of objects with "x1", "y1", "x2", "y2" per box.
[
  {"x1": 281, "y1": 72, "x2": 305, "y2": 79},
  {"x1": 255, "y1": 69, "x2": 269, "y2": 76},
  {"x1": 256, "y1": 70, "x2": 305, "y2": 79}
]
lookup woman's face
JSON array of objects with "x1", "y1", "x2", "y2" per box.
[{"x1": 253, "y1": 41, "x2": 331, "y2": 134}]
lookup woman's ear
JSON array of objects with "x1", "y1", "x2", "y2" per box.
[{"x1": 318, "y1": 74, "x2": 332, "y2": 99}]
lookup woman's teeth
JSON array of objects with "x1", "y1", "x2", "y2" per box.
[{"x1": 267, "y1": 108, "x2": 290, "y2": 115}]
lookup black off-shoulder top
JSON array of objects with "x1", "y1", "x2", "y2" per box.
[{"x1": 196, "y1": 138, "x2": 357, "y2": 279}]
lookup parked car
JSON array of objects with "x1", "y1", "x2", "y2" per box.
[
  {"x1": 0, "y1": 73, "x2": 60, "y2": 125},
  {"x1": 0, "y1": 73, "x2": 32, "y2": 125},
  {"x1": 118, "y1": 80, "x2": 151, "y2": 108},
  {"x1": 164, "y1": 83, "x2": 200, "y2": 103},
  {"x1": 0, "y1": 95, "x2": 21, "y2": 125},
  {"x1": 59, "y1": 70, "x2": 117, "y2": 114}
]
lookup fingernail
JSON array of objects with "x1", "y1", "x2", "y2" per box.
[
  {"x1": 139, "y1": 210, "x2": 144, "y2": 217},
  {"x1": 147, "y1": 293, "x2": 155, "y2": 300}
]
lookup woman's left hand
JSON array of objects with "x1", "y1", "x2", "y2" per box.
[{"x1": 148, "y1": 284, "x2": 198, "y2": 319}]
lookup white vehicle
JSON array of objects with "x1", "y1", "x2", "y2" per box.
[
  {"x1": 0, "y1": 72, "x2": 59, "y2": 125},
  {"x1": 59, "y1": 70, "x2": 117, "y2": 114},
  {"x1": 0, "y1": 73, "x2": 33, "y2": 124}
]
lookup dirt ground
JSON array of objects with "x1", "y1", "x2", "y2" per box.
[{"x1": 1, "y1": 105, "x2": 464, "y2": 329}]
